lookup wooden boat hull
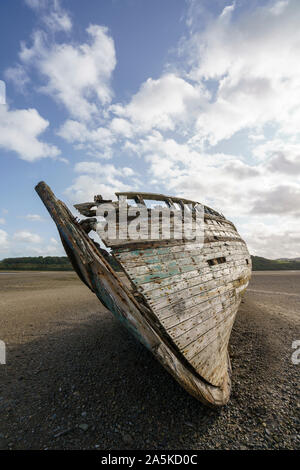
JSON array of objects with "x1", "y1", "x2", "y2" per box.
[{"x1": 35, "y1": 181, "x2": 251, "y2": 406}]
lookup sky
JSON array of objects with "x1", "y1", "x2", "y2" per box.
[{"x1": 0, "y1": 0, "x2": 300, "y2": 260}]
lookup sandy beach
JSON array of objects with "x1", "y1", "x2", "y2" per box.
[{"x1": 0, "y1": 270, "x2": 299, "y2": 450}]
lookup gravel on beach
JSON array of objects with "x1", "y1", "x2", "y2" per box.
[{"x1": 0, "y1": 270, "x2": 299, "y2": 450}]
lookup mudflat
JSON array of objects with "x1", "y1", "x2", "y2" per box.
[{"x1": 0, "y1": 270, "x2": 299, "y2": 449}]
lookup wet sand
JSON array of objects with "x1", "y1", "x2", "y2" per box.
[{"x1": 0, "y1": 270, "x2": 299, "y2": 449}]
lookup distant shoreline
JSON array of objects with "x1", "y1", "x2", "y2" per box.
[
  {"x1": 1, "y1": 255, "x2": 300, "y2": 272},
  {"x1": 0, "y1": 268, "x2": 73, "y2": 272},
  {"x1": 1, "y1": 268, "x2": 300, "y2": 273}
]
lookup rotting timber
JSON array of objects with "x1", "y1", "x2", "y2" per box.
[{"x1": 35, "y1": 181, "x2": 251, "y2": 406}]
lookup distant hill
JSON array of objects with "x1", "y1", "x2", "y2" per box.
[
  {"x1": 0, "y1": 255, "x2": 121, "y2": 272},
  {"x1": 251, "y1": 256, "x2": 300, "y2": 271},
  {"x1": 1, "y1": 255, "x2": 299, "y2": 272},
  {"x1": 0, "y1": 256, "x2": 73, "y2": 271},
  {"x1": 277, "y1": 257, "x2": 300, "y2": 262}
]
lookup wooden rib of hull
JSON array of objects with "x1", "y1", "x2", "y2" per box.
[{"x1": 35, "y1": 181, "x2": 251, "y2": 406}]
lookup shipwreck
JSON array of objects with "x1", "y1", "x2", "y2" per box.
[{"x1": 35, "y1": 181, "x2": 251, "y2": 406}]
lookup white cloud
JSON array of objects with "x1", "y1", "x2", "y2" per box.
[
  {"x1": 269, "y1": 0, "x2": 289, "y2": 16},
  {"x1": 24, "y1": 214, "x2": 44, "y2": 221},
  {"x1": 19, "y1": 30, "x2": 46, "y2": 63},
  {"x1": 0, "y1": 218, "x2": 5, "y2": 225},
  {"x1": 251, "y1": 185, "x2": 300, "y2": 216},
  {"x1": 253, "y1": 139, "x2": 300, "y2": 161},
  {"x1": 7, "y1": 7, "x2": 116, "y2": 169},
  {"x1": 65, "y1": 161, "x2": 136, "y2": 202},
  {"x1": 25, "y1": 0, "x2": 72, "y2": 33},
  {"x1": 109, "y1": 118, "x2": 133, "y2": 138},
  {"x1": 1, "y1": 230, "x2": 64, "y2": 257},
  {"x1": 0, "y1": 229, "x2": 9, "y2": 254},
  {"x1": 43, "y1": 6, "x2": 72, "y2": 33},
  {"x1": 65, "y1": 175, "x2": 130, "y2": 202},
  {"x1": 267, "y1": 153, "x2": 300, "y2": 175},
  {"x1": 13, "y1": 230, "x2": 43, "y2": 244},
  {"x1": 112, "y1": 73, "x2": 207, "y2": 133},
  {"x1": 57, "y1": 120, "x2": 88, "y2": 142},
  {"x1": 74, "y1": 161, "x2": 136, "y2": 178},
  {"x1": 20, "y1": 24, "x2": 116, "y2": 120},
  {"x1": 24, "y1": 0, "x2": 47, "y2": 9},
  {"x1": 44, "y1": 236, "x2": 65, "y2": 255},
  {"x1": 219, "y1": 2, "x2": 236, "y2": 20},
  {"x1": 240, "y1": 217, "x2": 300, "y2": 259},
  {"x1": 57, "y1": 120, "x2": 115, "y2": 158},
  {"x1": 0, "y1": 104, "x2": 60, "y2": 161},
  {"x1": 126, "y1": 129, "x2": 298, "y2": 223},
  {"x1": 7, "y1": 4, "x2": 117, "y2": 160},
  {"x1": 183, "y1": 0, "x2": 300, "y2": 144},
  {"x1": 248, "y1": 133, "x2": 265, "y2": 142},
  {"x1": 4, "y1": 65, "x2": 30, "y2": 93}
]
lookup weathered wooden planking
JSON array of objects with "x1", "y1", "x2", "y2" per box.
[
  {"x1": 140, "y1": 266, "x2": 248, "y2": 312},
  {"x1": 166, "y1": 292, "x2": 235, "y2": 339},
  {"x1": 187, "y1": 322, "x2": 234, "y2": 385},
  {"x1": 191, "y1": 333, "x2": 231, "y2": 386},
  {"x1": 128, "y1": 255, "x2": 248, "y2": 288},
  {"x1": 117, "y1": 268, "x2": 248, "y2": 385},
  {"x1": 140, "y1": 264, "x2": 249, "y2": 299},
  {"x1": 184, "y1": 312, "x2": 237, "y2": 387},
  {"x1": 160, "y1": 290, "x2": 235, "y2": 327},
  {"x1": 115, "y1": 241, "x2": 248, "y2": 266},
  {"x1": 122, "y1": 243, "x2": 249, "y2": 273},
  {"x1": 115, "y1": 224, "x2": 250, "y2": 386},
  {"x1": 143, "y1": 269, "x2": 250, "y2": 314},
  {"x1": 173, "y1": 301, "x2": 237, "y2": 353},
  {"x1": 114, "y1": 238, "x2": 246, "y2": 258},
  {"x1": 191, "y1": 319, "x2": 234, "y2": 372},
  {"x1": 157, "y1": 276, "x2": 247, "y2": 322}
]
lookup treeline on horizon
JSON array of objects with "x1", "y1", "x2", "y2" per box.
[
  {"x1": 0, "y1": 255, "x2": 300, "y2": 271},
  {"x1": 251, "y1": 256, "x2": 300, "y2": 271},
  {"x1": 0, "y1": 255, "x2": 121, "y2": 272},
  {"x1": 0, "y1": 256, "x2": 73, "y2": 271}
]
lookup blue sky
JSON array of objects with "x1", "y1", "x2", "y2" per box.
[{"x1": 0, "y1": 0, "x2": 300, "y2": 259}]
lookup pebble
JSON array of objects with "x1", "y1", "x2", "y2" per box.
[
  {"x1": 0, "y1": 437, "x2": 7, "y2": 450},
  {"x1": 122, "y1": 433, "x2": 133, "y2": 445},
  {"x1": 79, "y1": 424, "x2": 89, "y2": 431}
]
